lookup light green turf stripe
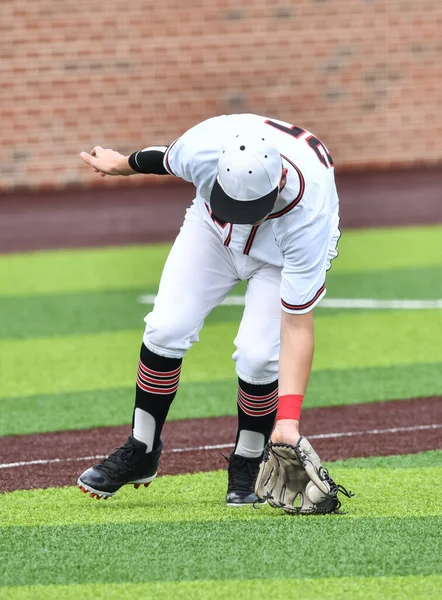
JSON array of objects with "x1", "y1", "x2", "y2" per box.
[
  {"x1": 0, "y1": 245, "x2": 171, "y2": 298},
  {"x1": 1, "y1": 226, "x2": 442, "y2": 298},
  {"x1": 334, "y1": 225, "x2": 442, "y2": 273},
  {"x1": 2, "y1": 265, "x2": 442, "y2": 342},
  {"x1": 2, "y1": 463, "x2": 442, "y2": 527},
  {"x1": 331, "y1": 450, "x2": 442, "y2": 470},
  {"x1": 0, "y1": 516, "x2": 440, "y2": 585},
  {"x1": 1, "y1": 310, "x2": 442, "y2": 400},
  {"x1": 2, "y1": 363, "x2": 442, "y2": 436},
  {"x1": 312, "y1": 310, "x2": 442, "y2": 370},
  {"x1": 3, "y1": 576, "x2": 442, "y2": 600}
]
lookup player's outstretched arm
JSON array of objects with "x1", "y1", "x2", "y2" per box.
[
  {"x1": 80, "y1": 145, "x2": 171, "y2": 178},
  {"x1": 80, "y1": 147, "x2": 135, "y2": 177},
  {"x1": 272, "y1": 309, "x2": 314, "y2": 444}
]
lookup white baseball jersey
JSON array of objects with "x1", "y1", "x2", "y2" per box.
[{"x1": 162, "y1": 113, "x2": 340, "y2": 314}]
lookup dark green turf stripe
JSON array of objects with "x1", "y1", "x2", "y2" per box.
[
  {"x1": 1, "y1": 266, "x2": 442, "y2": 340},
  {"x1": 0, "y1": 287, "x2": 245, "y2": 341},
  {"x1": 1, "y1": 362, "x2": 441, "y2": 436},
  {"x1": 0, "y1": 289, "x2": 152, "y2": 340},
  {"x1": 0, "y1": 517, "x2": 440, "y2": 586}
]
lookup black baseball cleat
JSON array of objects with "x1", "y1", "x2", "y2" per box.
[
  {"x1": 225, "y1": 452, "x2": 265, "y2": 507},
  {"x1": 77, "y1": 436, "x2": 162, "y2": 499}
]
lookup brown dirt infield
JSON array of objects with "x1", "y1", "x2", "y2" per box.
[{"x1": 1, "y1": 396, "x2": 441, "y2": 493}]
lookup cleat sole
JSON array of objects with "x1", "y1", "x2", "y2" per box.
[
  {"x1": 76, "y1": 473, "x2": 157, "y2": 500},
  {"x1": 226, "y1": 500, "x2": 267, "y2": 508},
  {"x1": 77, "y1": 478, "x2": 114, "y2": 500}
]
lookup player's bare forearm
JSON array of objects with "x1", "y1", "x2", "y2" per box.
[
  {"x1": 272, "y1": 310, "x2": 314, "y2": 445},
  {"x1": 279, "y1": 309, "x2": 314, "y2": 396}
]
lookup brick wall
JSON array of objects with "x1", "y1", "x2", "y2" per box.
[{"x1": 1, "y1": 0, "x2": 442, "y2": 191}]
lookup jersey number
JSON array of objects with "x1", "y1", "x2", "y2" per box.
[{"x1": 265, "y1": 120, "x2": 334, "y2": 169}]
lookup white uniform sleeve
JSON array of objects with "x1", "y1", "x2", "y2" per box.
[
  {"x1": 163, "y1": 133, "x2": 219, "y2": 195},
  {"x1": 163, "y1": 137, "x2": 192, "y2": 181},
  {"x1": 162, "y1": 117, "x2": 227, "y2": 189},
  {"x1": 276, "y1": 213, "x2": 333, "y2": 314}
]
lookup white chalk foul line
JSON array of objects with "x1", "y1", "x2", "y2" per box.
[
  {"x1": 138, "y1": 294, "x2": 442, "y2": 310},
  {"x1": 308, "y1": 423, "x2": 442, "y2": 440},
  {"x1": 1, "y1": 423, "x2": 441, "y2": 470}
]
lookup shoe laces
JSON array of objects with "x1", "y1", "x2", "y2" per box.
[
  {"x1": 223, "y1": 453, "x2": 261, "y2": 493},
  {"x1": 96, "y1": 439, "x2": 144, "y2": 476}
]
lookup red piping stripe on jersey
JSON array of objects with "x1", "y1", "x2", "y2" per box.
[
  {"x1": 281, "y1": 283, "x2": 326, "y2": 311},
  {"x1": 266, "y1": 154, "x2": 305, "y2": 220},
  {"x1": 224, "y1": 223, "x2": 233, "y2": 246},
  {"x1": 163, "y1": 138, "x2": 180, "y2": 176},
  {"x1": 205, "y1": 202, "x2": 228, "y2": 229},
  {"x1": 243, "y1": 154, "x2": 305, "y2": 256},
  {"x1": 243, "y1": 225, "x2": 259, "y2": 255}
]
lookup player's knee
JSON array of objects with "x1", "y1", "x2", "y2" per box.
[
  {"x1": 143, "y1": 314, "x2": 198, "y2": 356},
  {"x1": 234, "y1": 344, "x2": 278, "y2": 383}
]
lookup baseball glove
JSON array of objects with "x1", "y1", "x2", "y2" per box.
[{"x1": 254, "y1": 436, "x2": 354, "y2": 514}]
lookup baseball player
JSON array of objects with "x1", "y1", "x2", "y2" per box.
[{"x1": 77, "y1": 113, "x2": 351, "y2": 513}]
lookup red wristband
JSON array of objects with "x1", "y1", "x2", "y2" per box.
[{"x1": 276, "y1": 394, "x2": 304, "y2": 422}]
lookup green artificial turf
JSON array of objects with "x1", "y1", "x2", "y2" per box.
[
  {"x1": 326, "y1": 265, "x2": 442, "y2": 299},
  {"x1": 0, "y1": 245, "x2": 171, "y2": 298},
  {"x1": 1, "y1": 226, "x2": 441, "y2": 596},
  {"x1": 2, "y1": 265, "x2": 442, "y2": 341},
  {"x1": 1, "y1": 310, "x2": 442, "y2": 400},
  {"x1": 2, "y1": 363, "x2": 442, "y2": 436},
  {"x1": 1, "y1": 516, "x2": 440, "y2": 586},
  {"x1": 1, "y1": 226, "x2": 442, "y2": 299},
  {"x1": 333, "y1": 225, "x2": 442, "y2": 272},
  {"x1": 2, "y1": 456, "x2": 441, "y2": 593},
  {"x1": 331, "y1": 450, "x2": 442, "y2": 470},
  {"x1": 2, "y1": 576, "x2": 442, "y2": 600},
  {"x1": 2, "y1": 456, "x2": 442, "y2": 527},
  {"x1": 0, "y1": 289, "x2": 152, "y2": 340}
]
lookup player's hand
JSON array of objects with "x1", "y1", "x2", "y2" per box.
[
  {"x1": 271, "y1": 419, "x2": 301, "y2": 446},
  {"x1": 80, "y1": 147, "x2": 133, "y2": 177}
]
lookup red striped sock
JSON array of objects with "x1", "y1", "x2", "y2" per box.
[
  {"x1": 234, "y1": 378, "x2": 278, "y2": 455},
  {"x1": 132, "y1": 344, "x2": 182, "y2": 449}
]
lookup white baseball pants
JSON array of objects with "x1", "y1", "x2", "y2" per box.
[{"x1": 143, "y1": 206, "x2": 281, "y2": 384}]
